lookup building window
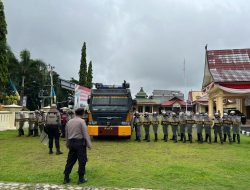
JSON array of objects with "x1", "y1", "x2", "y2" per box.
[
  {"x1": 145, "y1": 106, "x2": 152, "y2": 113},
  {"x1": 138, "y1": 106, "x2": 143, "y2": 113}
]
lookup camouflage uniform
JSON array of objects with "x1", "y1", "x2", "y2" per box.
[
  {"x1": 213, "y1": 115, "x2": 223, "y2": 144},
  {"x1": 38, "y1": 111, "x2": 45, "y2": 134},
  {"x1": 143, "y1": 114, "x2": 151, "y2": 142},
  {"x1": 161, "y1": 114, "x2": 169, "y2": 142},
  {"x1": 222, "y1": 115, "x2": 232, "y2": 144},
  {"x1": 179, "y1": 113, "x2": 186, "y2": 143},
  {"x1": 232, "y1": 115, "x2": 241, "y2": 144},
  {"x1": 133, "y1": 114, "x2": 143, "y2": 142},
  {"x1": 170, "y1": 114, "x2": 179, "y2": 143},
  {"x1": 33, "y1": 111, "x2": 39, "y2": 137},
  {"x1": 195, "y1": 114, "x2": 204, "y2": 143},
  {"x1": 203, "y1": 115, "x2": 212, "y2": 144},
  {"x1": 28, "y1": 112, "x2": 35, "y2": 136},
  {"x1": 186, "y1": 114, "x2": 194, "y2": 143},
  {"x1": 151, "y1": 114, "x2": 160, "y2": 142}
]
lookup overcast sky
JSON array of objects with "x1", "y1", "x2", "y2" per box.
[{"x1": 4, "y1": 0, "x2": 250, "y2": 98}]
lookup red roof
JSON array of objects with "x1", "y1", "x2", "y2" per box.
[
  {"x1": 161, "y1": 97, "x2": 186, "y2": 107},
  {"x1": 207, "y1": 49, "x2": 250, "y2": 82}
]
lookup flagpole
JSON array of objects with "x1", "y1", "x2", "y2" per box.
[{"x1": 184, "y1": 59, "x2": 187, "y2": 113}]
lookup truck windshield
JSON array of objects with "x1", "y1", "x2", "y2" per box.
[{"x1": 92, "y1": 96, "x2": 129, "y2": 111}]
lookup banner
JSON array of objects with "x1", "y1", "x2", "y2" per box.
[{"x1": 74, "y1": 85, "x2": 91, "y2": 108}]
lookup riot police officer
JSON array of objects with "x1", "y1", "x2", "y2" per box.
[
  {"x1": 213, "y1": 112, "x2": 223, "y2": 144},
  {"x1": 18, "y1": 112, "x2": 25, "y2": 136},
  {"x1": 222, "y1": 113, "x2": 233, "y2": 144},
  {"x1": 170, "y1": 112, "x2": 179, "y2": 143},
  {"x1": 38, "y1": 110, "x2": 45, "y2": 134},
  {"x1": 28, "y1": 112, "x2": 35, "y2": 136},
  {"x1": 143, "y1": 112, "x2": 151, "y2": 142},
  {"x1": 231, "y1": 111, "x2": 241, "y2": 144},
  {"x1": 161, "y1": 111, "x2": 169, "y2": 142},
  {"x1": 186, "y1": 112, "x2": 194, "y2": 143},
  {"x1": 133, "y1": 111, "x2": 142, "y2": 142},
  {"x1": 195, "y1": 112, "x2": 204, "y2": 143},
  {"x1": 46, "y1": 104, "x2": 63, "y2": 154},
  {"x1": 179, "y1": 112, "x2": 186, "y2": 143},
  {"x1": 151, "y1": 112, "x2": 159, "y2": 142},
  {"x1": 203, "y1": 113, "x2": 212, "y2": 144}
]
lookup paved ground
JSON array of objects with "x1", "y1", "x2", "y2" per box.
[{"x1": 0, "y1": 182, "x2": 150, "y2": 190}]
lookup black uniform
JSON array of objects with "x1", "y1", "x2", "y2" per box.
[{"x1": 45, "y1": 106, "x2": 62, "y2": 154}]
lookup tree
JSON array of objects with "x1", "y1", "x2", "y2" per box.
[
  {"x1": 0, "y1": 0, "x2": 9, "y2": 93},
  {"x1": 86, "y1": 61, "x2": 93, "y2": 88},
  {"x1": 79, "y1": 42, "x2": 87, "y2": 86}
]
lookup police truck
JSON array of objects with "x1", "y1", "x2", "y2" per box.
[{"x1": 87, "y1": 81, "x2": 134, "y2": 138}]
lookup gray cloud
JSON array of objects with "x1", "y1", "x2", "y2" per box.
[{"x1": 4, "y1": 0, "x2": 250, "y2": 98}]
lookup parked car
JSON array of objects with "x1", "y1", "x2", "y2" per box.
[{"x1": 226, "y1": 109, "x2": 246, "y2": 125}]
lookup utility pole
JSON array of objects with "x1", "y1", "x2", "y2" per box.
[{"x1": 47, "y1": 64, "x2": 55, "y2": 106}]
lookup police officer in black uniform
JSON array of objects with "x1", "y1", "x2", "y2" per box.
[{"x1": 45, "y1": 104, "x2": 63, "y2": 155}]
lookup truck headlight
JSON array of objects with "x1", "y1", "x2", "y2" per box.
[
  {"x1": 89, "y1": 121, "x2": 97, "y2": 125},
  {"x1": 121, "y1": 122, "x2": 130, "y2": 126}
]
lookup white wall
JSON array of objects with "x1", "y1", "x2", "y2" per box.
[{"x1": 0, "y1": 111, "x2": 16, "y2": 131}]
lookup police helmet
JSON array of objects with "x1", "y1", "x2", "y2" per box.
[
  {"x1": 171, "y1": 112, "x2": 176, "y2": 117},
  {"x1": 214, "y1": 112, "x2": 220, "y2": 117},
  {"x1": 134, "y1": 111, "x2": 140, "y2": 116},
  {"x1": 223, "y1": 112, "x2": 228, "y2": 116},
  {"x1": 153, "y1": 112, "x2": 158, "y2": 116},
  {"x1": 230, "y1": 110, "x2": 235, "y2": 115}
]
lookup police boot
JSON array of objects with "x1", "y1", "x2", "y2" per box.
[
  {"x1": 21, "y1": 129, "x2": 24, "y2": 135},
  {"x1": 208, "y1": 135, "x2": 212, "y2": 144},
  {"x1": 63, "y1": 174, "x2": 70, "y2": 184},
  {"x1": 223, "y1": 134, "x2": 227, "y2": 142},
  {"x1": 154, "y1": 133, "x2": 158, "y2": 142},
  {"x1": 220, "y1": 138, "x2": 224, "y2": 144},
  {"x1": 228, "y1": 135, "x2": 232, "y2": 144},
  {"x1": 165, "y1": 135, "x2": 168, "y2": 142},
  {"x1": 49, "y1": 148, "x2": 53, "y2": 154},
  {"x1": 200, "y1": 134, "x2": 203, "y2": 143},
  {"x1": 55, "y1": 139, "x2": 63, "y2": 154},
  {"x1": 179, "y1": 133, "x2": 183, "y2": 141},
  {"x1": 237, "y1": 134, "x2": 240, "y2": 144},
  {"x1": 197, "y1": 133, "x2": 200, "y2": 142},
  {"x1": 189, "y1": 134, "x2": 193, "y2": 143},
  {"x1": 205, "y1": 134, "x2": 208, "y2": 142},
  {"x1": 33, "y1": 129, "x2": 39, "y2": 137},
  {"x1": 143, "y1": 134, "x2": 147, "y2": 141},
  {"x1": 173, "y1": 135, "x2": 177, "y2": 143},
  {"x1": 18, "y1": 129, "x2": 22, "y2": 137},
  {"x1": 137, "y1": 136, "x2": 141, "y2": 142},
  {"x1": 28, "y1": 130, "x2": 32, "y2": 137},
  {"x1": 183, "y1": 134, "x2": 186, "y2": 143},
  {"x1": 233, "y1": 134, "x2": 236, "y2": 142},
  {"x1": 78, "y1": 175, "x2": 87, "y2": 184},
  {"x1": 197, "y1": 133, "x2": 201, "y2": 143},
  {"x1": 56, "y1": 148, "x2": 63, "y2": 155},
  {"x1": 214, "y1": 137, "x2": 217, "y2": 143},
  {"x1": 147, "y1": 134, "x2": 150, "y2": 142}
]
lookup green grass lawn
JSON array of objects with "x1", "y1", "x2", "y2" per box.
[{"x1": 1, "y1": 129, "x2": 250, "y2": 190}]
